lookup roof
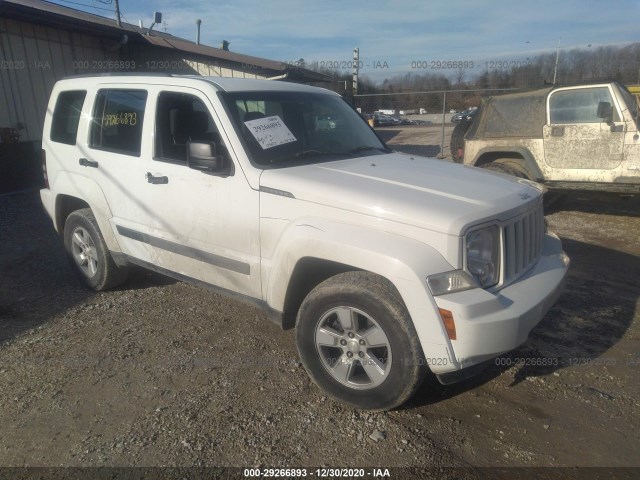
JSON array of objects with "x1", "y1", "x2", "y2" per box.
[
  {"x1": 467, "y1": 81, "x2": 623, "y2": 139},
  {"x1": 467, "y1": 87, "x2": 554, "y2": 139},
  {"x1": 54, "y1": 74, "x2": 338, "y2": 95},
  {"x1": 0, "y1": 0, "x2": 160, "y2": 38},
  {"x1": 202, "y1": 76, "x2": 337, "y2": 93},
  {"x1": 0, "y1": 0, "x2": 329, "y2": 82}
]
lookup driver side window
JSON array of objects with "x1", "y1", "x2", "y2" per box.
[
  {"x1": 549, "y1": 87, "x2": 620, "y2": 124},
  {"x1": 154, "y1": 92, "x2": 226, "y2": 163}
]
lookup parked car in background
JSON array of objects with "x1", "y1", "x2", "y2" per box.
[
  {"x1": 315, "y1": 115, "x2": 336, "y2": 130},
  {"x1": 374, "y1": 113, "x2": 402, "y2": 126},
  {"x1": 462, "y1": 81, "x2": 640, "y2": 206},
  {"x1": 451, "y1": 108, "x2": 478, "y2": 123}
]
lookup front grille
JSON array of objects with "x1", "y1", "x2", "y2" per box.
[{"x1": 502, "y1": 203, "x2": 545, "y2": 283}]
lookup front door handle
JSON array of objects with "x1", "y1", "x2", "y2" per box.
[
  {"x1": 146, "y1": 172, "x2": 169, "y2": 184},
  {"x1": 79, "y1": 158, "x2": 99, "y2": 168}
]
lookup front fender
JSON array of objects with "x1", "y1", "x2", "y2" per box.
[{"x1": 265, "y1": 219, "x2": 460, "y2": 371}]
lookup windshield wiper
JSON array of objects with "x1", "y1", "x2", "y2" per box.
[
  {"x1": 271, "y1": 146, "x2": 388, "y2": 166},
  {"x1": 346, "y1": 146, "x2": 391, "y2": 154},
  {"x1": 270, "y1": 149, "x2": 334, "y2": 165},
  {"x1": 295, "y1": 149, "x2": 330, "y2": 159}
]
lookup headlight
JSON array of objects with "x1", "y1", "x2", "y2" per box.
[
  {"x1": 466, "y1": 225, "x2": 500, "y2": 288},
  {"x1": 427, "y1": 270, "x2": 477, "y2": 296}
]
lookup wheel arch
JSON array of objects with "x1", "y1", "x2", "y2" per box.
[
  {"x1": 281, "y1": 257, "x2": 356, "y2": 329},
  {"x1": 266, "y1": 220, "x2": 458, "y2": 369},
  {"x1": 52, "y1": 173, "x2": 121, "y2": 253},
  {"x1": 472, "y1": 147, "x2": 544, "y2": 181},
  {"x1": 55, "y1": 194, "x2": 90, "y2": 232}
]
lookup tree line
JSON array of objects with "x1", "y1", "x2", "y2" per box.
[{"x1": 305, "y1": 42, "x2": 640, "y2": 113}]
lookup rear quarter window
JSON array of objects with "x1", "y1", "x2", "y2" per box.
[{"x1": 50, "y1": 90, "x2": 87, "y2": 145}]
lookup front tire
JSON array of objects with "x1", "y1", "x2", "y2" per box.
[
  {"x1": 63, "y1": 208, "x2": 128, "y2": 291},
  {"x1": 296, "y1": 272, "x2": 427, "y2": 410}
]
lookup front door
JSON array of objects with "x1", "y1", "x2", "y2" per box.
[{"x1": 543, "y1": 85, "x2": 625, "y2": 177}]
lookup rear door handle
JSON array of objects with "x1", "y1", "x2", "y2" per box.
[
  {"x1": 79, "y1": 158, "x2": 99, "y2": 168},
  {"x1": 146, "y1": 172, "x2": 169, "y2": 184},
  {"x1": 551, "y1": 126, "x2": 565, "y2": 137}
]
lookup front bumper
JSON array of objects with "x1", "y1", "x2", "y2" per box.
[{"x1": 433, "y1": 233, "x2": 569, "y2": 380}]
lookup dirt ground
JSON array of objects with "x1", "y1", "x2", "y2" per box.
[{"x1": 0, "y1": 180, "x2": 638, "y2": 475}]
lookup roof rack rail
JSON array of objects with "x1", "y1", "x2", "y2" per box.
[{"x1": 65, "y1": 72, "x2": 174, "y2": 79}]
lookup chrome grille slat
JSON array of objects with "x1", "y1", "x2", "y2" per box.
[
  {"x1": 505, "y1": 224, "x2": 516, "y2": 279},
  {"x1": 502, "y1": 203, "x2": 544, "y2": 284},
  {"x1": 515, "y1": 220, "x2": 524, "y2": 272}
]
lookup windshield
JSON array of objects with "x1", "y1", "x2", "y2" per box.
[{"x1": 221, "y1": 91, "x2": 388, "y2": 167}]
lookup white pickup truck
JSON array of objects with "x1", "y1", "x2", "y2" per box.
[{"x1": 40, "y1": 75, "x2": 569, "y2": 410}]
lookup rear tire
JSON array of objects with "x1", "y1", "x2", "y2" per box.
[
  {"x1": 481, "y1": 159, "x2": 566, "y2": 212},
  {"x1": 481, "y1": 158, "x2": 533, "y2": 180},
  {"x1": 63, "y1": 208, "x2": 128, "y2": 291},
  {"x1": 450, "y1": 118, "x2": 473, "y2": 163},
  {"x1": 296, "y1": 271, "x2": 427, "y2": 411}
]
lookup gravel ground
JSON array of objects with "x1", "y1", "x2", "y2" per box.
[
  {"x1": 376, "y1": 125, "x2": 455, "y2": 158},
  {"x1": 0, "y1": 189, "x2": 638, "y2": 475}
]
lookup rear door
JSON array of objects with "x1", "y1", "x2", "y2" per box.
[
  {"x1": 543, "y1": 85, "x2": 625, "y2": 179},
  {"x1": 81, "y1": 85, "x2": 153, "y2": 250}
]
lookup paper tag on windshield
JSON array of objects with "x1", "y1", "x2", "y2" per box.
[{"x1": 244, "y1": 115, "x2": 297, "y2": 150}]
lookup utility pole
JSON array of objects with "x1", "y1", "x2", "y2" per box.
[
  {"x1": 553, "y1": 39, "x2": 560, "y2": 84},
  {"x1": 114, "y1": 0, "x2": 122, "y2": 27},
  {"x1": 352, "y1": 48, "x2": 359, "y2": 97}
]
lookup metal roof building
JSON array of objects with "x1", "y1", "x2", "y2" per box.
[{"x1": 0, "y1": 0, "x2": 327, "y2": 143}]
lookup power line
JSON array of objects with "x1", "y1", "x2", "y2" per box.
[{"x1": 56, "y1": 0, "x2": 114, "y2": 12}]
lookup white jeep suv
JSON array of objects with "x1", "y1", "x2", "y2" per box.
[{"x1": 40, "y1": 75, "x2": 569, "y2": 410}]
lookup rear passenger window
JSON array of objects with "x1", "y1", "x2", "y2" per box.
[
  {"x1": 90, "y1": 89, "x2": 147, "y2": 156},
  {"x1": 51, "y1": 91, "x2": 87, "y2": 145}
]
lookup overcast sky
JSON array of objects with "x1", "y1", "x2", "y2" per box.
[{"x1": 52, "y1": 0, "x2": 640, "y2": 81}]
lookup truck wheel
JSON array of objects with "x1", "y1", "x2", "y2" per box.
[
  {"x1": 296, "y1": 271, "x2": 427, "y2": 410},
  {"x1": 481, "y1": 159, "x2": 533, "y2": 180},
  {"x1": 450, "y1": 118, "x2": 473, "y2": 163},
  {"x1": 63, "y1": 208, "x2": 128, "y2": 291}
]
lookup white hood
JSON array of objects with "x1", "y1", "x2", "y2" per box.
[{"x1": 259, "y1": 153, "x2": 543, "y2": 235}]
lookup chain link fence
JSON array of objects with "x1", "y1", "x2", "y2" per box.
[{"x1": 353, "y1": 88, "x2": 518, "y2": 159}]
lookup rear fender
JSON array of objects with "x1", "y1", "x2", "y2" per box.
[
  {"x1": 51, "y1": 172, "x2": 121, "y2": 252},
  {"x1": 470, "y1": 146, "x2": 544, "y2": 180}
]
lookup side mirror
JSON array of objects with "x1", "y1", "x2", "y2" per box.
[
  {"x1": 597, "y1": 101, "x2": 613, "y2": 124},
  {"x1": 187, "y1": 141, "x2": 230, "y2": 175}
]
